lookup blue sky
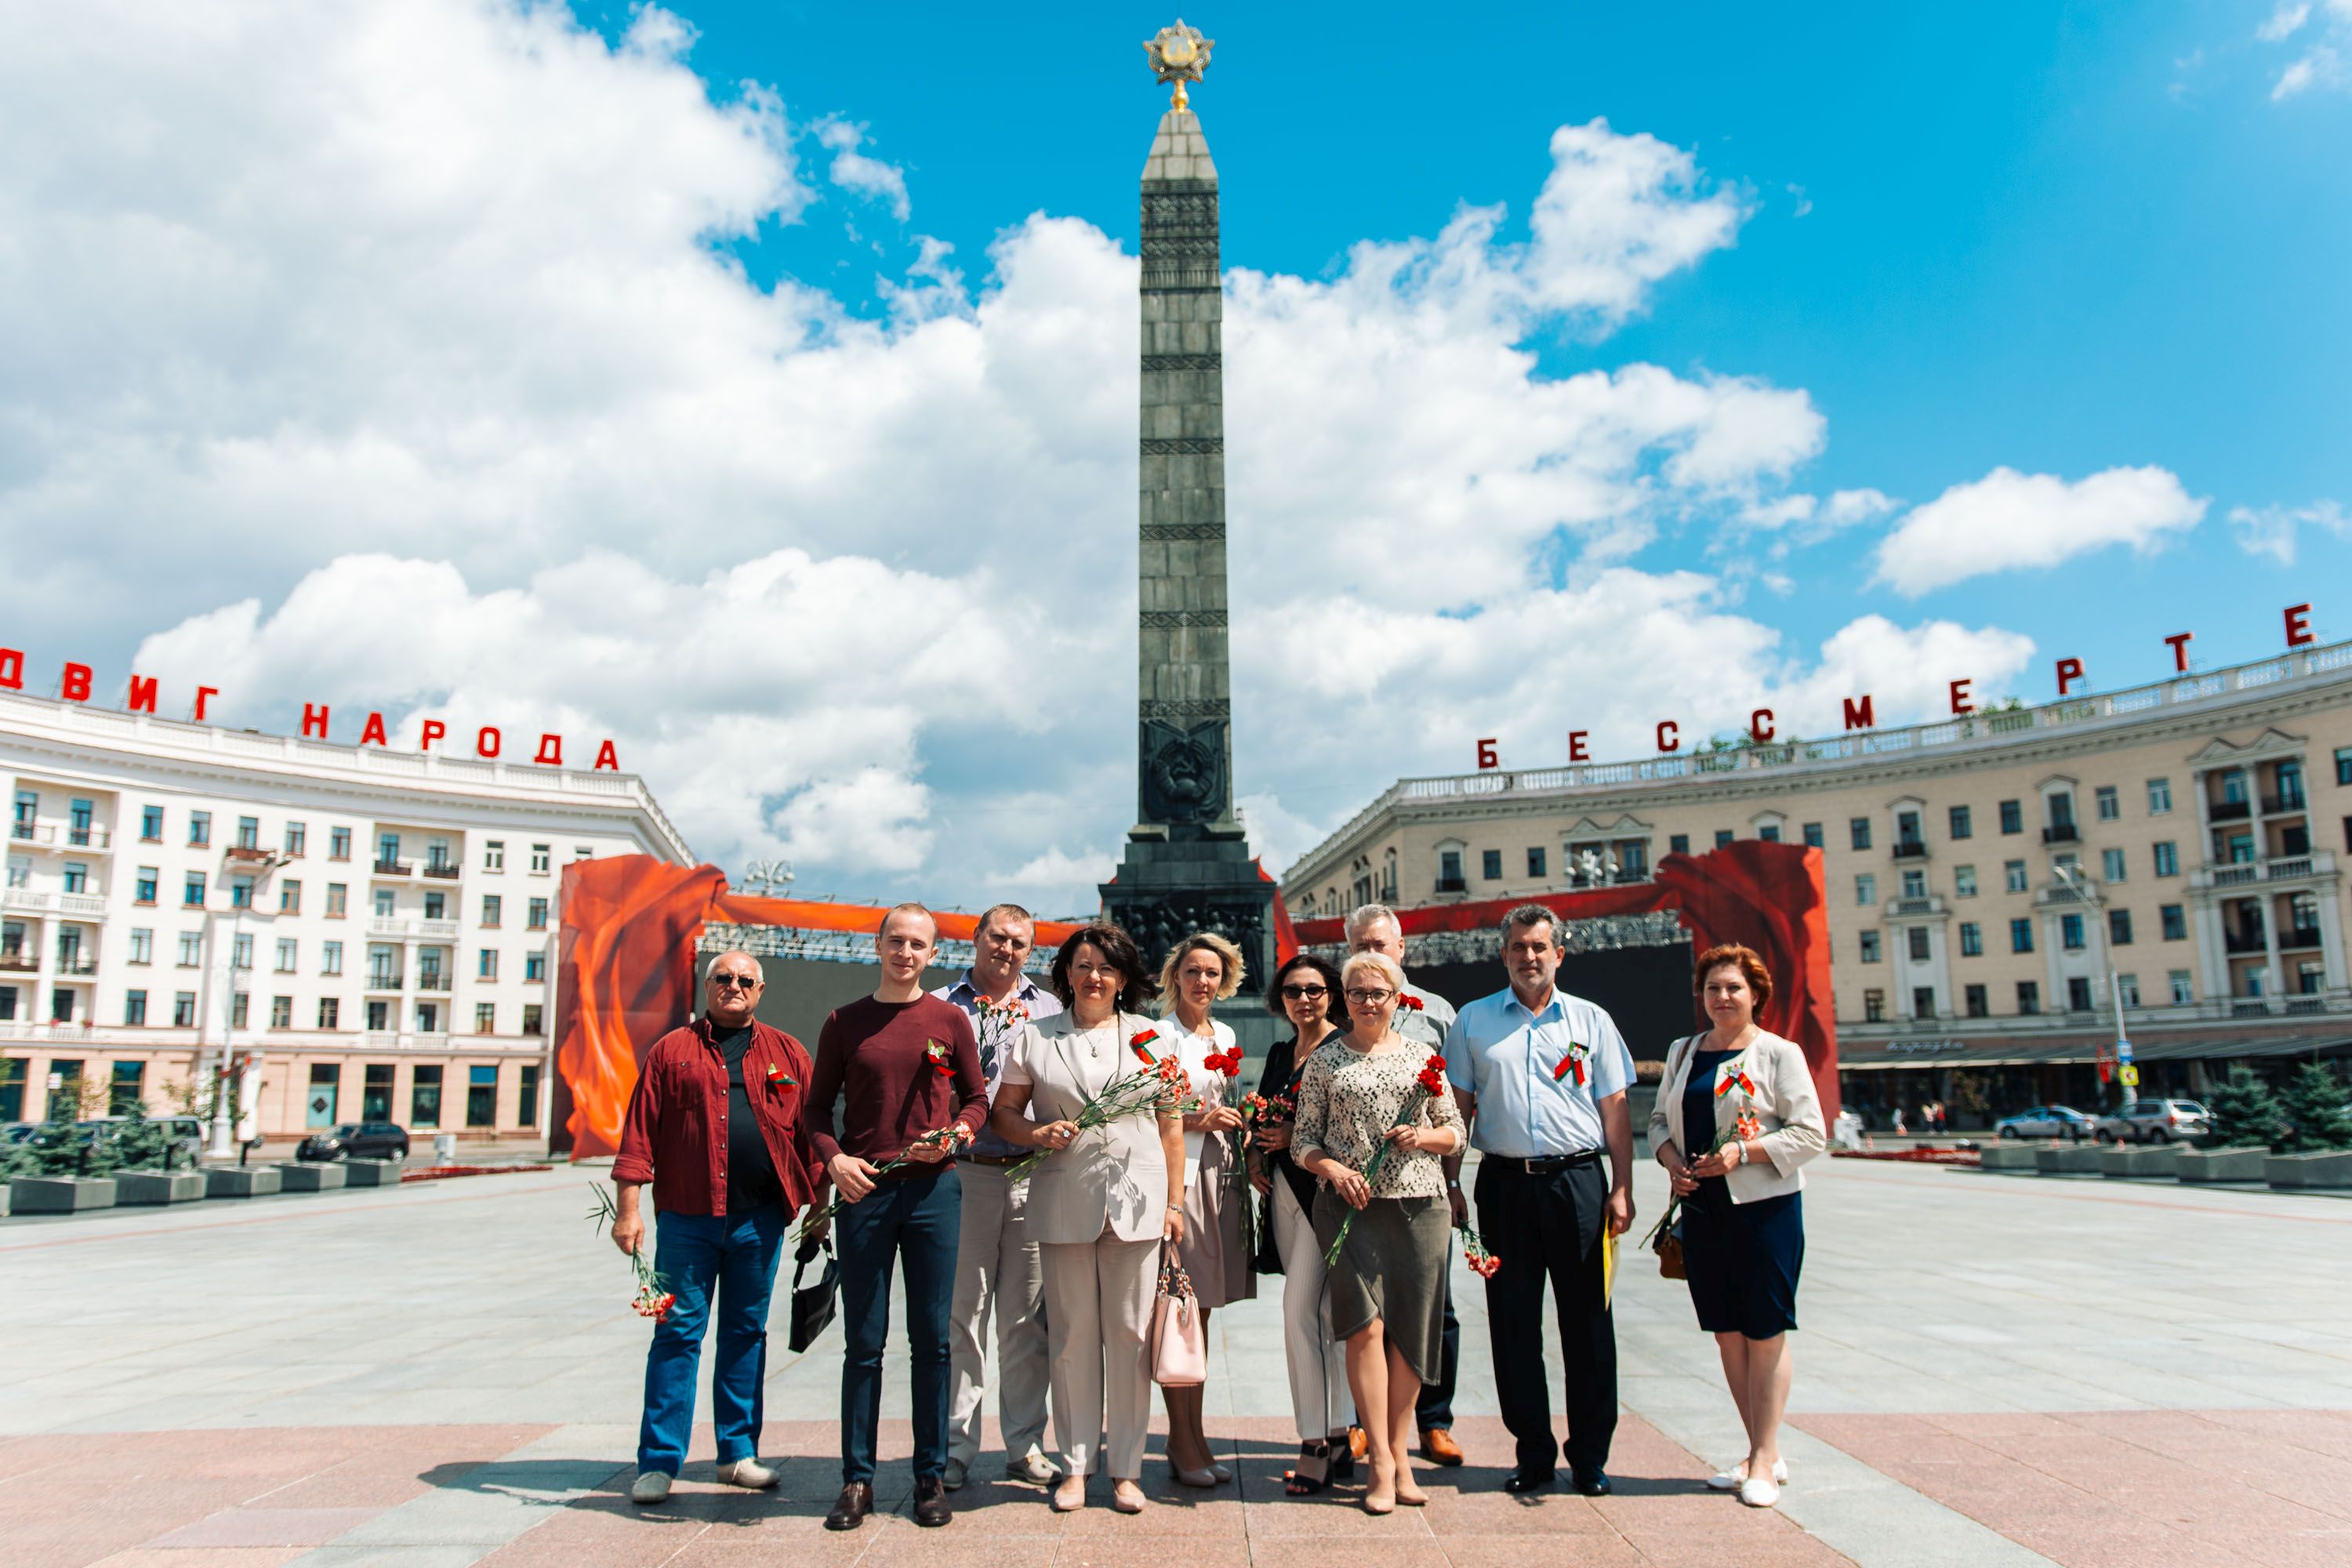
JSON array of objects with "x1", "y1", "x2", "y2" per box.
[{"x1": 2, "y1": 2, "x2": 2348, "y2": 911}]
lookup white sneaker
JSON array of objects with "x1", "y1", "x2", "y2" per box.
[
  {"x1": 716, "y1": 1457, "x2": 779, "y2": 1490},
  {"x1": 1005, "y1": 1450, "x2": 1056, "y2": 1485},
  {"x1": 943, "y1": 1458, "x2": 969, "y2": 1490},
  {"x1": 1738, "y1": 1472, "x2": 1781, "y2": 1508},
  {"x1": 630, "y1": 1471, "x2": 673, "y2": 1505},
  {"x1": 1708, "y1": 1458, "x2": 1788, "y2": 1491}
]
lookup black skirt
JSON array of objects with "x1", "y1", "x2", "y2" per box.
[{"x1": 1680, "y1": 1184, "x2": 1804, "y2": 1339}]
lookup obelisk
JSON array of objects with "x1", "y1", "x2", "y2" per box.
[{"x1": 1101, "y1": 22, "x2": 1274, "y2": 1022}]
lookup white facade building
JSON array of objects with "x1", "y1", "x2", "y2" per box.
[{"x1": 2, "y1": 690, "x2": 691, "y2": 1142}]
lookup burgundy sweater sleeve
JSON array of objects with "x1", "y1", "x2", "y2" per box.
[
  {"x1": 805, "y1": 1010, "x2": 847, "y2": 1166},
  {"x1": 783, "y1": 1033, "x2": 827, "y2": 1199},
  {"x1": 612, "y1": 1044, "x2": 663, "y2": 1185},
  {"x1": 945, "y1": 1007, "x2": 988, "y2": 1141}
]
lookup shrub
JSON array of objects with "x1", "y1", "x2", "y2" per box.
[
  {"x1": 2202, "y1": 1067, "x2": 2287, "y2": 1150},
  {"x1": 2278, "y1": 1063, "x2": 2352, "y2": 1152}
]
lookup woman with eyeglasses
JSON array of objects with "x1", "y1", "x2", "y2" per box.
[
  {"x1": 1292, "y1": 950, "x2": 1467, "y2": 1515},
  {"x1": 1250, "y1": 952, "x2": 1356, "y2": 1495}
]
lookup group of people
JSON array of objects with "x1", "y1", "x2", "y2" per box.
[{"x1": 608, "y1": 897, "x2": 1826, "y2": 1526}]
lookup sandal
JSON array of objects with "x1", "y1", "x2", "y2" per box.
[
  {"x1": 1284, "y1": 1441, "x2": 1331, "y2": 1497},
  {"x1": 1330, "y1": 1430, "x2": 1359, "y2": 1483}
]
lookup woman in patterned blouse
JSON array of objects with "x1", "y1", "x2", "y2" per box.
[{"x1": 1293, "y1": 950, "x2": 1468, "y2": 1515}]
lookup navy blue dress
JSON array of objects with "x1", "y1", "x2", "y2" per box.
[{"x1": 1678, "y1": 1048, "x2": 1804, "y2": 1338}]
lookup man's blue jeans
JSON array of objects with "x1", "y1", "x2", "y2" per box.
[
  {"x1": 637, "y1": 1203, "x2": 786, "y2": 1475},
  {"x1": 837, "y1": 1166, "x2": 960, "y2": 1485}
]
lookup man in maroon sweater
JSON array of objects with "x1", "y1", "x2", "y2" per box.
[{"x1": 806, "y1": 903, "x2": 988, "y2": 1531}]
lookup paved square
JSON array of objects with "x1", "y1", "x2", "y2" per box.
[{"x1": 2, "y1": 1157, "x2": 2346, "y2": 1566}]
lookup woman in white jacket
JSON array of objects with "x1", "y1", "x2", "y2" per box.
[{"x1": 1649, "y1": 943, "x2": 1825, "y2": 1510}]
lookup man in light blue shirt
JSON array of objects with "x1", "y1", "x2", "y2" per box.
[
  {"x1": 932, "y1": 903, "x2": 1063, "y2": 1490},
  {"x1": 1444, "y1": 903, "x2": 1638, "y2": 1497}
]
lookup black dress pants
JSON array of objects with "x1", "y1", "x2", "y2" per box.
[
  {"x1": 1414, "y1": 1276, "x2": 1458, "y2": 1429},
  {"x1": 1474, "y1": 1156, "x2": 1617, "y2": 1475}
]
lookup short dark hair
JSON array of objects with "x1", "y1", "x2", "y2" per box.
[
  {"x1": 1501, "y1": 902, "x2": 1561, "y2": 946},
  {"x1": 975, "y1": 902, "x2": 1035, "y2": 937},
  {"x1": 1264, "y1": 951, "x2": 1348, "y2": 1029},
  {"x1": 1048, "y1": 921, "x2": 1155, "y2": 1011}
]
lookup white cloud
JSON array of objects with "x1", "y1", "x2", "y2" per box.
[
  {"x1": 2260, "y1": 3, "x2": 2312, "y2": 42},
  {"x1": 815, "y1": 115, "x2": 912, "y2": 221},
  {"x1": 2229, "y1": 499, "x2": 2350, "y2": 564},
  {"x1": 1871, "y1": 466, "x2": 2207, "y2": 597},
  {"x1": 2259, "y1": 0, "x2": 2352, "y2": 97}
]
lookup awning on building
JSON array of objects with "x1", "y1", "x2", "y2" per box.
[{"x1": 1838, "y1": 1026, "x2": 2352, "y2": 1070}]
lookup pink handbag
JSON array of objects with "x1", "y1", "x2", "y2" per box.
[{"x1": 1149, "y1": 1243, "x2": 1207, "y2": 1388}]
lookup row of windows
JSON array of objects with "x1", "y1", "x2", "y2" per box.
[
  {"x1": 1860, "y1": 970, "x2": 2202, "y2": 1022},
  {"x1": 1853, "y1": 842, "x2": 2186, "y2": 907},
  {"x1": 9, "y1": 795, "x2": 581, "y2": 876},
  {"x1": 0, "y1": 1058, "x2": 541, "y2": 1130},
  {"x1": 107, "y1": 990, "x2": 546, "y2": 1034},
  {"x1": 1860, "y1": 904, "x2": 2188, "y2": 964},
  {"x1": 125, "y1": 868, "x2": 552, "y2": 929},
  {"x1": 111, "y1": 928, "x2": 548, "y2": 981}
]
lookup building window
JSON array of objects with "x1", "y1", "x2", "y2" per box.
[
  {"x1": 1911, "y1": 985, "x2": 1936, "y2": 1018},
  {"x1": 365, "y1": 999, "x2": 389, "y2": 1031},
  {"x1": 330, "y1": 826, "x2": 351, "y2": 861},
  {"x1": 1802, "y1": 822, "x2": 1823, "y2": 848},
  {"x1": 485, "y1": 840, "x2": 505, "y2": 872},
  {"x1": 234, "y1": 816, "x2": 259, "y2": 851},
  {"x1": 62, "y1": 862, "x2": 87, "y2": 894},
  {"x1": 2004, "y1": 860, "x2": 2027, "y2": 894},
  {"x1": 2016, "y1": 981, "x2": 2041, "y2": 1015},
  {"x1": 176, "y1": 931, "x2": 201, "y2": 967},
  {"x1": 411, "y1": 1065, "x2": 443, "y2": 1127},
  {"x1": 423, "y1": 891, "x2": 446, "y2": 920},
  {"x1": 1860, "y1": 930, "x2": 1882, "y2": 963},
  {"x1": 2009, "y1": 917, "x2": 2034, "y2": 954},
  {"x1": 1955, "y1": 865, "x2": 1977, "y2": 898},
  {"x1": 229, "y1": 877, "x2": 252, "y2": 910},
  {"x1": 1907, "y1": 927, "x2": 1931, "y2": 963},
  {"x1": 230, "y1": 992, "x2": 249, "y2": 1029},
  {"x1": 478, "y1": 949, "x2": 499, "y2": 981},
  {"x1": 136, "y1": 866, "x2": 158, "y2": 904},
  {"x1": 2101, "y1": 848, "x2": 2126, "y2": 883},
  {"x1": 129, "y1": 927, "x2": 152, "y2": 965},
  {"x1": 1948, "y1": 804, "x2": 1972, "y2": 839},
  {"x1": 2118, "y1": 973, "x2": 2140, "y2": 1008},
  {"x1": 2143, "y1": 777, "x2": 2171, "y2": 815},
  {"x1": 1668, "y1": 833, "x2": 1690, "y2": 855},
  {"x1": 1900, "y1": 869, "x2": 1926, "y2": 898},
  {"x1": 1758, "y1": 824, "x2": 1780, "y2": 843},
  {"x1": 124, "y1": 990, "x2": 147, "y2": 1026},
  {"x1": 1481, "y1": 848, "x2": 1503, "y2": 880},
  {"x1": 475, "y1": 1002, "x2": 497, "y2": 1034},
  {"x1": 2158, "y1": 902, "x2": 2187, "y2": 940},
  {"x1": 172, "y1": 991, "x2": 197, "y2": 1027},
  {"x1": 481, "y1": 894, "x2": 502, "y2": 927},
  {"x1": 522, "y1": 1003, "x2": 543, "y2": 1036},
  {"x1": 1439, "y1": 849, "x2": 1464, "y2": 888},
  {"x1": 524, "y1": 952, "x2": 546, "y2": 982},
  {"x1": 268, "y1": 995, "x2": 292, "y2": 1030},
  {"x1": 188, "y1": 811, "x2": 211, "y2": 847},
  {"x1": 1958, "y1": 921, "x2": 1982, "y2": 956},
  {"x1": 1856, "y1": 873, "x2": 1877, "y2": 906},
  {"x1": 326, "y1": 883, "x2": 347, "y2": 917},
  {"x1": 2067, "y1": 976, "x2": 2093, "y2": 1012},
  {"x1": 2152, "y1": 841, "x2": 2178, "y2": 877},
  {"x1": 1998, "y1": 800, "x2": 2022, "y2": 835},
  {"x1": 377, "y1": 832, "x2": 401, "y2": 870},
  {"x1": 530, "y1": 843, "x2": 550, "y2": 874},
  {"x1": 322, "y1": 940, "x2": 343, "y2": 976},
  {"x1": 274, "y1": 880, "x2": 299, "y2": 914},
  {"x1": 1526, "y1": 847, "x2": 1546, "y2": 878},
  {"x1": 373, "y1": 889, "x2": 395, "y2": 917},
  {"x1": 231, "y1": 933, "x2": 253, "y2": 971},
  {"x1": 140, "y1": 804, "x2": 164, "y2": 841},
  {"x1": 1715, "y1": 829, "x2": 1735, "y2": 849},
  {"x1": 2060, "y1": 913, "x2": 2085, "y2": 951},
  {"x1": 526, "y1": 897, "x2": 549, "y2": 931},
  {"x1": 274, "y1": 938, "x2": 297, "y2": 973},
  {"x1": 2109, "y1": 909, "x2": 2133, "y2": 946},
  {"x1": 2095, "y1": 786, "x2": 2119, "y2": 821},
  {"x1": 466, "y1": 1064, "x2": 498, "y2": 1126},
  {"x1": 2169, "y1": 969, "x2": 2194, "y2": 1005},
  {"x1": 517, "y1": 1064, "x2": 539, "y2": 1126},
  {"x1": 574, "y1": 845, "x2": 592, "y2": 862},
  {"x1": 318, "y1": 996, "x2": 340, "y2": 1029},
  {"x1": 285, "y1": 822, "x2": 307, "y2": 856},
  {"x1": 2336, "y1": 748, "x2": 2352, "y2": 787},
  {"x1": 1964, "y1": 983, "x2": 1989, "y2": 1018},
  {"x1": 1864, "y1": 989, "x2": 1886, "y2": 1022},
  {"x1": 1849, "y1": 817, "x2": 1871, "y2": 851}
]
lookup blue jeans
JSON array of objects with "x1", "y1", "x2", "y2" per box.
[
  {"x1": 637, "y1": 1203, "x2": 786, "y2": 1474},
  {"x1": 837, "y1": 1166, "x2": 961, "y2": 1485}
]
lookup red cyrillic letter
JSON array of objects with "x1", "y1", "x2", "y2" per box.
[
  {"x1": 127, "y1": 675, "x2": 158, "y2": 713},
  {"x1": 419, "y1": 719, "x2": 445, "y2": 751},
  {"x1": 2056, "y1": 657, "x2": 2084, "y2": 696},
  {"x1": 359, "y1": 711, "x2": 389, "y2": 746},
  {"x1": 476, "y1": 726, "x2": 500, "y2": 759},
  {"x1": 61, "y1": 662, "x2": 93, "y2": 702},
  {"x1": 300, "y1": 702, "x2": 329, "y2": 739},
  {"x1": 1948, "y1": 678, "x2": 1974, "y2": 716},
  {"x1": 1842, "y1": 695, "x2": 1875, "y2": 731},
  {"x1": 2164, "y1": 631, "x2": 2192, "y2": 671},
  {"x1": 1749, "y1": 708, "x2": 1775, "y2": 743},
  {"x1": 1657, "y1": 720, "x2": 1680, "y2": 753},
  {"x1": 533, "y1": 735, "x2": 564, "y2": 766},
  {"x1": 593, "y1": 739, "x2": 621, "y2": 771},
  {"x1": 2285, "y1": 603, "x2": 2314, "y2": 648},
  {"x1": 1475, "y1": 738, "x2": 1497, "y2": 770},
  {"x1": 1566, "y1": 731, "x2": 1589, "y2": 763},
  {"x1": 0, "y1": 648, "x2": 20, "y2": 689},
  {"x1": 193, "y1": 686, "x2": 217, "y2": 721}
]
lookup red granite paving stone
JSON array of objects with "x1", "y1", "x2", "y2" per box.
[
  {"x1": 1242, "y1": 1539, "x2": 1454, "y2": 1568},
  {"x1": 2220, "y1": 1530, "x2": 2352, "y2": 1568},
  {"x1": 1422, "y1": 1537, "x2": 1654, "y2": 1568},
  {"x1": 1053, "y1": 1492, "x2": 1247, "y2": 1536},
  {"x1": 1055, "y1": 1547, "x2": 1253, "y2": 1568},
  {"x1": 658, "y1": 1530, "x2": 884, "y2": 1567},
  {"x1": 86, "y1": 1552, "x2": 310, "y2": 1568},
  {"x1": 1240, "y1": 1490, "x2": 1444, "y2": 1538},
  {"x1": 142, "y1": 1505, "x2": 384, "y2": 1548},
  {"x1": 1417, "y1": 1490, "x2": 1623, "y2": 1535}
]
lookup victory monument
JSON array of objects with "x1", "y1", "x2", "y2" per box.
[{"x1": 1099, "y1": 22, "x2": 1278, "y2": 1040}]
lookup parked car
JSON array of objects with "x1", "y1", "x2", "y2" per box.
[
  {"x1": 296, "y1": 1121, "x2": 410, "y2": 1163},
  {"x1": 1994, "y1": 1105, "x2": 2099, "y2": 1141},
  {"x1": 2096, "y1": 1099, "x2": 2212, "y2": 1145},
  {"x1": 78, "y1": 1115, "x2": 208, "y2": 1167}
]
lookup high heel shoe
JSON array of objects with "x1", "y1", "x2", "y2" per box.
[
  {"x1": 1171, "y1": 1464, "x2": 1219, "y2": 1488},
  {"x1": 1209, "y1": 1461, "x2": 1232, "y2": 1483}
]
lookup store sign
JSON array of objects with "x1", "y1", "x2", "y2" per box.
[
  {"x1": 0, "y1": 647, "x2": 621, "y2": 771},
  {"x1": 1886, "y1": 1039, "x2": 1972, "y2": 1055}
]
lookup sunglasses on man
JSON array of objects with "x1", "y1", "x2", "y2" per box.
[{"x1": 710, "y1": 973, "x2": 760, "y2": 990}]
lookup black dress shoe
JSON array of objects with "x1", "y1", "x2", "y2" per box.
[
  {"x1": 823, "y1": 1482, "x2": 874, "y2": 1530},
  {"x1": 1570, "y1": 1468, "x2": 1612, "y2": 1497},
  {"x1": 1501, "y1": 1467, "x2": 1556, "y2": 1494},
  {"x1": 913, "y1": 1475, "x2": 953, "y2": 1528}
]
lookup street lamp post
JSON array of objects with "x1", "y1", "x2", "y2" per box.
[
  {"x1": 208, "y1": 848, "x2": 289, "y2": 1160},
  {"x1": 2053, "y1": 862, "x2": 2136, "y2": 1111}
]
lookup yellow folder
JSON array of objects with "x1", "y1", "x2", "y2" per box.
[{"x1": 1601, "y1": 1222, "x2": 1617, "y2": 1308}]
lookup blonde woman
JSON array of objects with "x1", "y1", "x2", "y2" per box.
[
  {"x1": 1649, "y1": 943, "x2": 1825, "y2": 1510},
  {"x1": 1155, "y1": 930, "x2": 1255, "y2": 1485},
  {"x1": 1294, "y1": 950, "x2": 1466, "y2": 1515}
]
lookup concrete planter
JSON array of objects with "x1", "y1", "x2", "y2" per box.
[
  {"x1": 0, "y1": 1182, "x2": 9, "y2": 1218},
  {"x1": 2266, "y1": 1149, "x2": 2352, "y2": 1190},
  {"x1": 2176, "y1": 1146, "x2": 2269, "y2": 1184},
  {"x1": 2035, "y1": 1144, "x2": 2103, "y2": 1175},
  {"x1": 9, "y1": 1175, "x2": 118, "y2": 1214},
  {"x1": 114, "y1": 1170, "x2": 209, "y2": 1206},
  {"x1": 343, "y1": 1160, "x2": 404, "y2": 1188},
  {"x1": 205, "y1": 1166, "x2": 282, "y2": 1199},
  {"x1": 278, "y1": 1163, "x2": 346, "y2": 1193},
  {"x1": 1980, "y1": 1144, "x2": 2042, "y2": 1173},
  {"x1": 2100, "y1": 1145, "x2": 2180, "y2": 1179}
]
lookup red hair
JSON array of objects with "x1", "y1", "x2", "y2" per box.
[{"x1": 1693, "y1": 942, "x2": 1773, "y2": 1010}]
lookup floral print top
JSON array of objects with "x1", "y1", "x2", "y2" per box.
[{"x1": 1293, "y1": 1036, "x2": 1465, "y2": 1200}]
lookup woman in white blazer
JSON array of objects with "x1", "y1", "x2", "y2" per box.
[
  {"x1": 1649, "y1": 943, "x2": 1825, "y2": 1511},
  {"x1": 993, "y1": 921, "x2": 1185, "y2": 1517}
]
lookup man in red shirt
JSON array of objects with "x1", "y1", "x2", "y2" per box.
[
  {"x1": 806, "y1": 904, "x2": 988, "y2": 1531},
  {"x1": 611, "y1": 950, "x2": 821, "y2": 1506}
]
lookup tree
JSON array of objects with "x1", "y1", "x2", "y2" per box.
[
  {"x1": 111, "y1": 1101, "x2": 180, "y2": 1172},
  {"x1": 2203, "y1": 1066, "x2": 2287, "y2": 1150},
  {"x1": 2278, "y1": 1063, "x2": 2352, "y2": 1152}
]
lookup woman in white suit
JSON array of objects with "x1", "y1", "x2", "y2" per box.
[
  {"x1": 1649, "y1": 943, "x2": 1826, "y2": 1510},
  {"x1": 993, "y1": 921, "x2": 1185, "y2": 1515}
]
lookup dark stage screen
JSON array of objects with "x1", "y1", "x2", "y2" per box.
[{"x1": 1410, "y1": 942, "x2": 1698, "y2": 1062}]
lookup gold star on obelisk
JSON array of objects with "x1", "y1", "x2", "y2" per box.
[{"x1": 1145, "y1": 19, "x2": 1214, "y2": 112}]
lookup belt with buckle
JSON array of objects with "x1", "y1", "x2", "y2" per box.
[
  {"x1": 962, "y1": 1152, "x2": 1025, "y2": 1167},
  {"x1": 1493, "y1": 1150, "x2": 1602, "y2": 1176}
]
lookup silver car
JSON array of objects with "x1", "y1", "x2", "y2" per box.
[
  {"x1": 2096, "y1": 1099, "x2": 2211, "y2": 1145},
  {"x1": 1994, "y1": 1105, "x2": 2099, "y2": 1141}
]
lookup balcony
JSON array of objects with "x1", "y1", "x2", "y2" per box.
[
  {"x1": 1892, "y1": 840, "x2": 1929, "y2": 861},
  {"x1": 6, "y1": 822, "x2": 112, "y2": 851},
  {"x1": 421, "y1": 862, "x2": 461, "y2": 881},
  {"x1": 372, "y1": 858, "x2": 412, "y2": 877},
  {"x1": 1435, "y1": 877, "x2": 1467, "y2": 895},
  {"x1": 2280, "y1": 926, "x2": 2325, "y2": 952},
  {"x1": 2194, "y1": 850, "x2": 2336, "y2": 891},
  {"x1": 2041, "y1": 823, "x2": 2079, "y2": 845},
  {"x1": 2225, "y1": 929, "x2": 2267, "y2": 955},
  {"x1": 54, "y1": 956, "x2": 97, "y2": 977},
  {"x1": 2209, "y1": 798, "x2": 2252, "y2": 822},
  {"x1": 0, "y1": 949, "x2": 34, "y2": 973},
  {"x1": 2262, "y1": 792, "x2": 2307, "y2": 815},
  {"x1": 1, "y1": 888, "x2": 108, "y2": 919},
  {"x1": 1884, "y1": 895, "x2": 1946, "y2": 920},
  {"x1": 416, "y1": 973, "x2": 452, "y2": 993},
  {"x1": 365, "y1": 971, "x2": 404, "y2": 993}
]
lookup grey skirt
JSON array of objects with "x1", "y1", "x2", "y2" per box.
[
  {"x1": 1179, "y1": 1128, "x2": 1258, "y2": 1310},
  {"x1": 1310, "y1": 1189, "x2": 1448, "y2": 1385}
]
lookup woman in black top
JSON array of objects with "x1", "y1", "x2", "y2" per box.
[{"x1": 1250, "y1": 952, "x2": 1354, "y2": 1495}]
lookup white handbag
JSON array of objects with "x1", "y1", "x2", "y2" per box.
[{"x1": 1149, "y1": 1243, "x2": 1207, "y2": 1387}]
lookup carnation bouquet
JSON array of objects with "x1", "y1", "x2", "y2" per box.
[
  {"x1": 797, "y1": 1122, "x2": 976, "y2": 1242},
  {"x1": 1004, "y1": 1027, "x2": 1197, "y2": 1182},
  {"x1": 1322, "y1": 1051, "x2": 1451, "y2": 1270},
  {"x1": 589, "y1": 1182, "x2": 677, "y2": 1325},
  {"x1": 1639, "y1": 1058, "x2": 1766, "y2": 1255}
]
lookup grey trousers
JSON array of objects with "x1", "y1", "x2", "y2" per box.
[
  {"x1": 946, "y1": 1162, "x2": 1052, "y2": 1468},
  {"x1": 1039, "y1": 1230, "x2": 1159, "y2": 1481}
]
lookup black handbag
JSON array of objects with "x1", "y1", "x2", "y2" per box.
[{"x1": 788, "y1": 1236, "x2": 839, "y2": 1352}]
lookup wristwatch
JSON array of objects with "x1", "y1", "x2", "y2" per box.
[{"x1": 1446, "y1": 1178, "x2": 1461, "y2": 1190}]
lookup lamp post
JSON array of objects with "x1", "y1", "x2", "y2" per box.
[
  {"x1": 209, "y1": 847, "x2": 289, "y2": 1159},
  {"x1": 2053, "y1": 862, "x2": 2136, "y2": 1111}
]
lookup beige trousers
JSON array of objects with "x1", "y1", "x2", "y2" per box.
[
  {"x1": 947, "y1": 1163, "x2": 1051, "y2": 1468},
  {"x1": 1272, "y1": 1177, "x2": 1352, "y2": 1442},
  {"x1": 1038, "y1": 1229, "x2": 1160, "y2": 1480}
]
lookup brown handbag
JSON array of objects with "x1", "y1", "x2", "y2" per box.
[{"x1": 1651, "y1": 1033, "x2": 1698, "y2": 1279}]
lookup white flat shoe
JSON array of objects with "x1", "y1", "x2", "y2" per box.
[
  {"x1": 716, "y1": 1457, "x2": 778, "y2": 1490},
  {"x1": 1739, "y1": 1473, "x2": 1781, "y2": 1508},
  {"x1": 630, "y1": 1470, "x2": 673, "y2": 1504},
  {"x1": 1708, "y1": 1458, "x2": 1788, "y2": 1490}
]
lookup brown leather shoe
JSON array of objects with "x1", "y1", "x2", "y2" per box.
[
  {"x1": 1420, "y1": 1427, "x2": 1465, "y2": 1467},
  {"x1": 823, "y1": 1482, "x2": 874, "y2": 1531},
  {"x1": 913, "y1": 1475, "x2": 953, "y2": 1527}
]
